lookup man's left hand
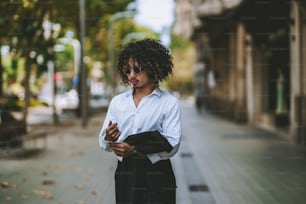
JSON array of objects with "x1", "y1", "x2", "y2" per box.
[{"x1": 110, "y1": 142, "x2": 135, "y2": 157}]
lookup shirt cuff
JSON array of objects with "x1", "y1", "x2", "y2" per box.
[{"x1": 147, "y1": 154, "x2": 161, "y2": 164}]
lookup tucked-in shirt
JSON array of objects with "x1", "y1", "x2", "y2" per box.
[{"x1": 98, "y1": 88, "x2": 182, "y2": 164}]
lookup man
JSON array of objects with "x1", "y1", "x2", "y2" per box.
[{"x1": 99, "y1": 38, "x2": 182, "y2": 204}]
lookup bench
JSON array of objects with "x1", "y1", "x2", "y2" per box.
[
  {"x1": 0, "y1": 130, "x2": 48, "y2": 156},
  {"x1": 0, "y1": 110, "x2": 48, "y2": 155},
  {"x1": 20, "y1": 130, "x2": 48, "y2": 149}
]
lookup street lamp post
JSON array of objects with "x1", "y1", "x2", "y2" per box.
[
  {"x1": 108, "y1": 11, "x2": 135, "y2": 97},
  {"x1": 43, "y1": 18, "x2": 61, "y2": 124},
  {"x1": 122, "y1": 32, "x2": 149, "y2": 45},
  {"x1": 57, "y1": 37, "x2": 81, "y2": 89},
  {"x1": 79, "y1": 0, "x2": 87, "y2": 127}
]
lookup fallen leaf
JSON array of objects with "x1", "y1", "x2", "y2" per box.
[
  {"x1": 92, "y1": 190, "x2": 101, "y2": 196},
  {"x1": 33, "y1": 189, "x2": 42, "y2": 195},
  {"x1": 22, "y1": 177, "x2": 28, "y2": 182},
  {"x1": 10, "y1": 184, "x2": 17, "y2": 190},
  {"x1": 75, "y1": 167, "x2": 82, "y2": 173},
  {"x1": 44, "y1": 193, "x2": 54, "y2": 200},
  {"x1": 33, "y1": 189, "x2": 48, "y2": 196},
  {"x1": 21, "y1": 194, "x2": 29, "y2": 200},
  {"x1": 5, "y1": 196, "x2": 12, "y2": 201},
  {"x1": 0, "y1": 181, "x2": 9, "y2": 188},
  {"x1": 42, "y1": 179, "x2": 55, "y2": 185},
  {"x1": 74, "y1": 184, "x2": 86, "y2": 190},
  {"x1": 52, "y1": 165, "x2": 60, "y2": 170}
]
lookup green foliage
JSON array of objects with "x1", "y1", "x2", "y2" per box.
[
  {"x1": 0, "y1": 98, "x2": 23, "y2": 111},
  {"x1": 0, "y1": 97, "x2": 47, "y2": 111},
  {"x1": 167, "y1": 33, "x2": 195, "y2": 96},
  {"x1": 0, "y1": 0, "x2": 136, "y2": 84},
  {"x1": 90, "y1": 15, "x2": 158, "y2": 80},
  {"x1": 55, "y1": 44, "x2": 74, "y2": 72},
  {"x1": 167, "y1": 79, "x2": 194, "y2": 95},
  {"x1": 170, "y1": 33, "x2": 193, "y2": 50},
  {"x1": 11, "y1": 58, "x2": 18, "y2": 70},
  {"x1": 52, "y1": 0, "x2": 135, "y2": 37}
]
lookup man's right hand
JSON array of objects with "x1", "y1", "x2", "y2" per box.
[{"x1": 105, "y1": 120, "x2": 121, "y2": 141}]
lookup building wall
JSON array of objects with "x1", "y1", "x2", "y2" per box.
[
  {"x1": 233, "y1": 22, "x2": 247, "y2": 122},
  {"x1": 291, "y1": 1, "x2": 306, "y2": 144},
  {"x1": 251, "y1": 47, "x2": 266, "y2": 124},
  {"x1": 301, "y1": 7, "x2": 306, "y2": 145},
  {"x1": 173, "y1": 0, "x2": 197, "y2": 40},
  {"x1": 290, "y1": 1, "x2": 301, "y2": 142},
  {"x1": 174, "y1": 0, "x2": 306, "y2": 143}
]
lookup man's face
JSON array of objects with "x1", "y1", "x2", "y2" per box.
[{"x1": 126, "y1": 57, "x2": 152, "y2": 89}]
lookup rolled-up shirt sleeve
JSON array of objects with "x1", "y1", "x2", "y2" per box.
[
  {"x1": 98, "y1": 100, "x2": 114, "y2": 152},
  {"x1": 147, "y1": 99, "x2": 182, "y2": 163}
]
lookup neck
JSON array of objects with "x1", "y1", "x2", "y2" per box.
[{"x1": 133, "y1": 86, "x2": 155, "y2": 97}]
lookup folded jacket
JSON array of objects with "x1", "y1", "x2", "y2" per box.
[{"x1": 123, "y1": 131, "x2": 173, "y2": 154}]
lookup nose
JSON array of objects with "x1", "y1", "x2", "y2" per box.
[{"x1": 129, "y1": 69, "x2": 137, "y2": 76}]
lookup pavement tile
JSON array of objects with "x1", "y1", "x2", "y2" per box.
[{"x1": 1, "y1": 101, "x2": 306, "y2": 204}]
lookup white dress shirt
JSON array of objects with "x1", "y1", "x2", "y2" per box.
[{"x1": 99, "y1": 88, "x2": 182, "y2": 164}]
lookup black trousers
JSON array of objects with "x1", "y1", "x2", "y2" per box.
[{"x1": 115, "y1": 155, "x2": 176, "y2": 204}]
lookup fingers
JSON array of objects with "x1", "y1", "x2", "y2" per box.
[
  {"x1": 105, "y1": 121, "x2": 121, "y2": 141},
  {"x1": 110, "y1": 142, "x2": 134, "y2": 157},
  {"x1": 113, "y1": 131, "x2": 121, "y2": 141}
]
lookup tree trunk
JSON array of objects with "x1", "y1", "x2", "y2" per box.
[
  {"x1": 22, "y1": 55, "x2": 31, "y2": 123},
  {"x1": 0, "y1": 41, "x2": 3, "y2": 97}
]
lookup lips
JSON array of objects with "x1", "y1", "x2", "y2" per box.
[{"x1": 130, "y1": 79, "x2": 138, "y2": 86}]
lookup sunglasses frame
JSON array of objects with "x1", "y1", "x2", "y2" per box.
[{"x1": 123, "y1": 64, "x2": 142, "y2": 75}]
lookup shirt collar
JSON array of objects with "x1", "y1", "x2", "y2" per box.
[
  {"x1": 125, "y1": 88, "x2": 161, "y2": 98},
  {"x1": 152, "y1": 88, "x2": 162, "y2": 97}
]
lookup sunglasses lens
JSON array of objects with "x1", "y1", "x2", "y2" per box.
[
  {"x1": 134, "y1": 65, "x2": 141, "y2": 74},
  {"x1": 123, "y1": 66, "x2": 130, "y2": 75},
  {"x1": 123, "y1": 65, "x2": 142, "y2": 75}
]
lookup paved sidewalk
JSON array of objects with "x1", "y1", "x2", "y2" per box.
[
  {"x1": 0, "y1": 110, "x2": 118, "y2": 204},
  {"x1": 179, "y1": 99, "x2": 306, "y2": 204},
  {"x1": 0, "y1": 106, "x2": 196, "y2": 204},
  {"x1": 1, "y1": 101, "x2": 306, "y2": 204}
]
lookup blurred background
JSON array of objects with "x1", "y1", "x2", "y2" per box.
[
  {"x1": 1, "y1": 1, "x2": 306, "y2": 204},
  {"x1": 0, "y1": 0, "x2": 305, "y2": 146}
]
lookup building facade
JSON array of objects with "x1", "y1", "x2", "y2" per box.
[{"x1": 173, "y1": 0, "x2": 306, "y2": 144}]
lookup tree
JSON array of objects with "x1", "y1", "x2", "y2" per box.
[
  {"x1": 51, "y1": 0, "x2": 135, "y2": 118},
  {"x1": 168, "y1": 33, "x2": 194, "y2": 95},
  {"x1": 0, "y1": 0, "x2": 136, "y2": 123},
  {"x1": 15, "y1": 1, "x2": 53, "y2": 122},
  {"x1": 0, "y1": 1, "x2": 21, "y2": 97}
]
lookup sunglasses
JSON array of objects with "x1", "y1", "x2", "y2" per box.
[{"x1": 123, "y1": 65, "x2": 142, "y2": 75}]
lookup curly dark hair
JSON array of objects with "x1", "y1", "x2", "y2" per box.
[{"x1": 118, "y1": 38, "x2": 173, "y2": 87}]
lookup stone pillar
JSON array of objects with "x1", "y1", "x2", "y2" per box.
[
  {"x1": 290, "y1": 1, "x2": 302, "y2": 143},
  {"x1": 245, "y1": 35, "x2": 255, "y2": 123},
  {"x1": 234, "y1": 22, "x2": 247, "y2": 122}
]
